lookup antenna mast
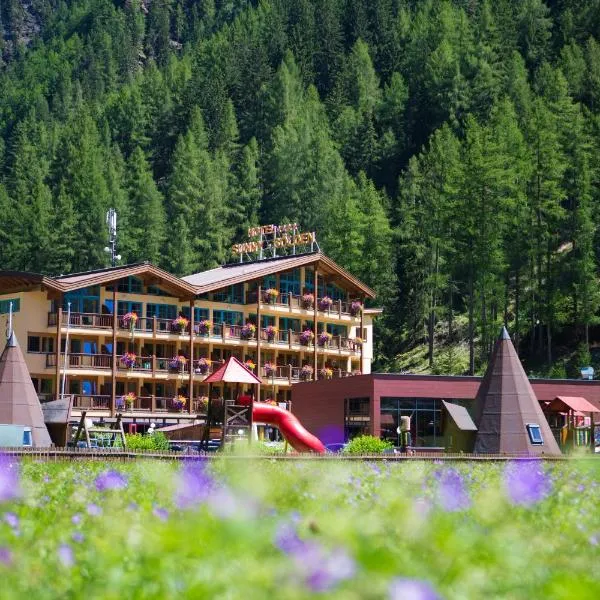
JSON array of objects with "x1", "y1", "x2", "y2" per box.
[{"x1": 104, "y1": 208, "x2": 120, "y2": 267}]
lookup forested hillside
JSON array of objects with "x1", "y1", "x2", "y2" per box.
[{"x1": 1, "y1": 0, "x2": 600, "y2": 376}]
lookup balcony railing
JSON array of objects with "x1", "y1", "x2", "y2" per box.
[
  {"x1": 245, "y1": 290, "x2": 360, "y2": 316},
  {"x1": 50, "y1": 353, "x2": 112, "y2": 369},
  {"x1": 72, "y1": 395, "x2": 111, "y2": 410},
  {"x1": 261, "y1": 365, "x2": 354, "y2": 382}
]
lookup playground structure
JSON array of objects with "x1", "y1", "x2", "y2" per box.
[{"x1": 201, "y1": 356, "x2": 325, "y2": 453}]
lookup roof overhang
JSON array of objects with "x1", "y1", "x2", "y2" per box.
[
  {"x1": 547, "y1": 396, "x2": 600, "y2": 413},
  {"x1": 188, "y1": 252, "x2": 375, "y2": 298},
  {"x1": 0, "y1": 263, "x2": 197, "y2": 298}
]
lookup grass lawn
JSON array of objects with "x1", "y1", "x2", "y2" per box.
[{"x1": 1, "y1": 456, "x2": 599, "y2": 599}]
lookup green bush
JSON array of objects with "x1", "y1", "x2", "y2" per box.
[
  {"x1": 124, "y1": 431, "x2": 170, "y2": 451},
  {"x1": 343, "y1": 435, "x2": 393, "y2": 454}
]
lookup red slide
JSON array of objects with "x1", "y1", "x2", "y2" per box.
[{"x1": 253, "y1": 403, "x2": 325, "y2": 454}]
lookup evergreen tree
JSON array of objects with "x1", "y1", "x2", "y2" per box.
[{"x1": 126, "y1": 147, "x2": 166, "y2": 265}]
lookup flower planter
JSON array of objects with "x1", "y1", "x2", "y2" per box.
[
  {"x1": 350, "y1": 302, "x2": 363, "y2": 317},
  {"x1": 301, "y1": 294, "x2": 314, "y2": 310},
  {"x1": 318, "y1": 297, "x2": 333, "y2": 311}
]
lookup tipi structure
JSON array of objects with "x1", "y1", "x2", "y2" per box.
[
  {"x1": 473, "y1": 327, "x2": 561, "y2": 456},
  {"x1": 0, "y1": 331, "x2": 52, "y2": 446}
]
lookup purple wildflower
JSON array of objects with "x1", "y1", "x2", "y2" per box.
[
  {"x1": 86, "y1": 503, "x2": 102, "y2": 516},
  {"x1": 43, "y1": 475, "x2": 50, "y2": 483},
  {"x1": 0, "y1": 547, "x2": 12, "y2": 566},
  {"x1": 127, "y1": 501, "x2": 139, "y2": 512},
  {"x1": 0, "y1": 454, "x2": 20, "y2": 503},
  {"x1": 95, "y1": 470, "x2": 128, "y2": 492},
  {"x1": 590, "y1": 534, "x2": 599, "y2": 547},
  {"x1": 71, "y1": 514, "x2": 81, "y2": 525},
  {"x1": 504, "y1": 460, "x2": 551, "y2": 507},
  {"x1": 275, "y1": 522, "x2": 356, "y2": 592},
  {"x1": 389, "y1": 578, "x2": 442, "y2": 600},
  {"x1": 437, "y1": 469, "x2": 470, "y2": 512},
  {"x1": 3, "y1": 512, "x2": 19, "y2": 529},
  {"x1": 275, "y1": 523, "x2": 306, "y2": 554},
  {"x1": 175, "y1": 461, "x2": 213, "y2": 509},
  {"x1": 72, "y1": 532, "x2": 84, "y2": 544},
  {"x1": 58, "y1": 544, "x2": 74, "y2": 568},
  {"x1": 303, "y1": 547, "x2": 356, "y2": 592},
  {"x1": 153, "y1": 506, "x2": 169, "y2": 521}
]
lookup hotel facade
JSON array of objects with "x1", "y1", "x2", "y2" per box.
[{"x1": 0, "y1": 252, "x2": 377, "y2": 423}]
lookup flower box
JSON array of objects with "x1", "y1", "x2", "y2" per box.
[
  {"x1": 299, "y1": 330, "x2": 314, "y2": 346},
  {"x1": 318, "y1": 296, "x2": 333, "y2": 311},
  {"x1": 245, "y1": 360, "x2": 256, "y2": 372},
  {"x1": 122, "y1": 312, "x2": 138, "y2": 330},
  {"x1": 197, "y1": 319, "x2": 211, "y2": 336},
  {"x1": 300, "y1": 365, "x2": 314, "y2": 381},
  {"x1": 263, "y1": 288, "x2": 279, "y2": 303},
  {"x1": 317, "y1": 332, "x2": 332, "y2": 347},
  {"x1": 168, "y1": 355, "x2": 187, "y2": 371},
  {"x1": 171, "y1": 316, "x2": 189, "y2": 334},
  {"x1": 194, "y1": 357, "x2": 211, "y2": 375},
  {"x1": 264, "y1": 362, "x2": 275, "y2": 377},
  {"x1": 319, "y1": 367, "x2": 333, "y2": 380},
  {"x1": 301, "y1": 293, "x2": 314, "y2": 309},
  {"x1": 172, "y1": 395, "x2": 187, "y2": 412},
  {"x1": 264, "y1": 325, "x2": 278, "y2": 342},
  {"x1": 240, "y1": 323, "x2": 256, "y2": 340},
  {"x1": 120, "y1": 352, "x2": 137, "y2": 369},
  {"x1": 350, "y1": 301, "x2": 363, "y2": 317}
]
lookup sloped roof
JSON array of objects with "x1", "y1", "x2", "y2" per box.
[
  {"x1": 548, "y1": 396, "x2": 600, "y2": 413},
  {"x1": 203, "y1": 356, "x2": 262, "y2": 384},
  {"x1": 0, "y1": 333, "x2": 52, "y2": 446},
  {"x1": 474, "y1": 327, "x2": 561, "y2": 456},
  {"x1": 55, "y1": 262, "x2": 197, "y2": 296},
  {"x1": 0, "y1": 254, "x2": 375, "y2": 299},
  {"x1": 442, "y1": 400, "x2": 477, "y2": 431},
  {"x1": 183, "y1": 252, "x2": 375, "y2": 298}
]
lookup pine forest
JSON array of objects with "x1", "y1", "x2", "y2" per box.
[{"x1": 1, "y1": 0, "x2": 600, "y2": 377}]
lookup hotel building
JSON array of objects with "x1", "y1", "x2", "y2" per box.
[{"x1": 0, "y1": 252, "x2": 377, "y2": 423}]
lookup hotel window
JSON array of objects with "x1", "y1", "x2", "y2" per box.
[
  {"x1": 380, "y1": 397, "x2": 443, "y2": 447},
  {"x1": 213, "y1": 310, "x2": 243, "y2": 326},
  {"x1": 279, "y1": 269, "x2": 300, "y2": 296},
  {"x1": 145, "y1": 303, "x2": 175, "y2": 320},
  {"x1": 63, "y1": 287, "x2": 100, "y2": 313},
  {"x1": 27, "y1": 336, "x2": 54, "y2": 353},
  {"x1": 262, "y1": 275, "x2": 277, "y2": 290},
  {"x1": 181, "y1": 307, "x2": 209, "y2": 322},
  {"x1": 147, "y1": 285, "x2": 171, "y2": 296},
  {"x1": 108, "y1": 277, "x2": 143, "y2": 294},
  {"x1": 213, "y1": 284, "x2": 244, "y2": 304},
  {"x1": 326, "y1": 283, "x2": 345, "y2": 301},
  {"x1": 119, "y1": 301, "x2": 144, "y2": 316},
  {"x1": 526, "y1": 424, "x2": 544, "y2": 445},
  {"x1": 248, "y1": 314, "x2": 275, "y2": 328},
  {"x1": 0, "y1": 298, "x2": 20, "y2": 314},
  {"x1": 326, "y1": 324, "x2": 347, "y2": 337}
]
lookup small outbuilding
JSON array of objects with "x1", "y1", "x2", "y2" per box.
[
  {"x1": 473, "y1": 327, "x2": 561, "y2": 456},
  {"x1": 442, "y1": 400, "x2": 477, "y2": 453},
  {"x1": 0, "y1": 331, "x2": 52, "y2": 446}
]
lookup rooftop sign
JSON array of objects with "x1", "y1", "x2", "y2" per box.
[{"x1": 232, "y1": 223, "x2": 318, "y2": 262}]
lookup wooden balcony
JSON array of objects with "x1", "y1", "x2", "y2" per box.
[{"x1": 245, "y1": 290, "x2": 360, "y2": 318}]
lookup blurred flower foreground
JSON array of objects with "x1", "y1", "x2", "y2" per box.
[{"x1": 0, "y1": 454, "x2": 599, "y2": 599}]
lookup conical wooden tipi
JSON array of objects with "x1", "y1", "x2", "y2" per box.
[
  {"x1": 0, "y1": 331, "x2": 52, "y2": 446},
  {"x1": 473, "y1": 327, "x2": 561, "y2": 456}
]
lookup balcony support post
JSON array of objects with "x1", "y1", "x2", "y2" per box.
[
  {"x1": 256, "y1": 285, "x2": 262, "y2": 402},
  {"x1": 188, "y1": 298, "x2": 194, "y2": 414},
  {"x1": 111, "y1": 288, "x2": 118, "y2": 417},
  {"x1": 360, "y1": 295, "x2": 365, "y2": 374},
  {"x1": 55, "y1": 304, "x2": 63, "y2": 401},
  {"x1": 313, "y1": 267, "x2": 318, "y2": 381}
]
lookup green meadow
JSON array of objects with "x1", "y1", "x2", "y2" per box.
[{"x1": 0, "y1": 458, "x2": 599, "y2": 600}]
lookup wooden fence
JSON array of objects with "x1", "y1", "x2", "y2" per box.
[{"x1": 1, "y1": 447, "x2": 597, "y2": 462}]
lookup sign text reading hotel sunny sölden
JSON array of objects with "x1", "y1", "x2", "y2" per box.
[{"x1": 231, "y1": 224, "x2": 317, "y2": 257}]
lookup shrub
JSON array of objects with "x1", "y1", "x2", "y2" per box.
[
  {"x1": 124, "y1": 431, "x2": 170, "y2": 451},
  {"x1": 343, "y1": 435, "x2": 393, "y2": 454}
]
